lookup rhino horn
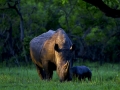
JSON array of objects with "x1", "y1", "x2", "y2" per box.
[{"x1": 63, "y1": 61, "x2": 69, "y2": 72}]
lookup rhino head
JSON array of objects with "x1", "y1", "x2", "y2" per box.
[{"x1": 54, "y1": 44, "x2": 75, "y2": 82}]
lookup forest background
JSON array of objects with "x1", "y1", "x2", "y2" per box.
[{"x1": 0, "y1": 0, "x2": 120, "y2": 67}]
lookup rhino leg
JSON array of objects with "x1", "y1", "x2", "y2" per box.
[
  {"x1": 88, "y1": 74, "x2": 92, "y2": 81},
  {"x1": 88, "y1": 77, "x2": 91, "y2": 81},
  {"x1": 43, "y1": 66, "x2": 53, "y2": 80},
  {"x1": 45, "y1": 69, "x2": 53, "y2": 80},
  {"x1": 36, "y1": 64, "x2": 46, "y2": 80},
  {"x1": 43, "y1": 62, "x2": 55, "y2": 80},
  {"x1": 78, "y1": 75, "x2": 83, "y2": 81}
]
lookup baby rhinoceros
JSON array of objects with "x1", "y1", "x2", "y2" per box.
[{"x1": 71, "y1": 66, "x2": 92, "y2": 81}]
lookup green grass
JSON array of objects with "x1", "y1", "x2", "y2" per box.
[{"x1": 0, "y1": 62, "x2": 120, "y2": 90}]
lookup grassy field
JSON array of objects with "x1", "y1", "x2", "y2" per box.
[{"x1": 0, "y1": 62, "x2": 120, "y2": 90}]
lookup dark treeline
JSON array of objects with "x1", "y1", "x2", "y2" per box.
[{"x1": 0, "y1": 0, "x2": 120, "y2": 66}]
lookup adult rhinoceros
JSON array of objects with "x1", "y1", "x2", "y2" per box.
[{"x1": 30, "y1": 28, "x2": 75, "y2": 82}]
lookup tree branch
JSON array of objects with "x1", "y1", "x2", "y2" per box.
[
  {"x1": 83, "y1": 0, "x2": 120, "y2": 18},
  {"x1": 7, "y1": 0, "x2": 24, "y2": 41}
]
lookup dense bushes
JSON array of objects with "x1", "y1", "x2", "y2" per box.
[{"x1": 0, "y1": 0, "x2": 120, "y2": 66}]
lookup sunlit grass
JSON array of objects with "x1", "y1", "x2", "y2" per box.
[{"x1": 0, "y1": 62, "x2": 120, "y2": 90}]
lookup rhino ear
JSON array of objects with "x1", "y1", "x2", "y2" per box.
[
  {"x1": 54, "y1": 44, "x2": 60, "y2": 52},
  {"x1": 63, "y1": 61, "x2": 69, "y2": 72},
  {"x1": 70, "y1": 44, "x2": 75, "y2": 51}
]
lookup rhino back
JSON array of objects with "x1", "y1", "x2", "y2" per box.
[
  {"x1": 77, "y1": 66, "x2": 90, "y2": 73},
  {"x1": 30, "y1": 30, "x2": 55, "y2": 62}
]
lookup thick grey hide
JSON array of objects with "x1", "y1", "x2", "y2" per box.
[{"x1": 30, "y1": 28, "x2": 74, "y2": 81}]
